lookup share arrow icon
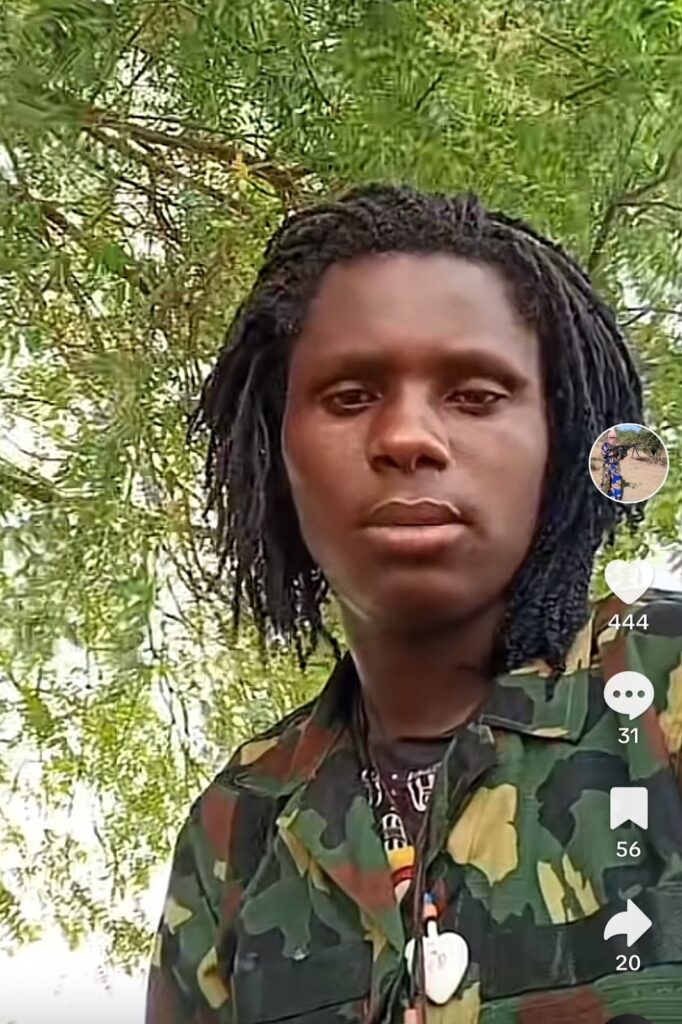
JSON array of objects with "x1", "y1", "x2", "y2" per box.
[{"x1": 603, "y1": 900, "x2": 652, "y2": 947}]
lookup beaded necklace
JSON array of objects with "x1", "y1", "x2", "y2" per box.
[{"x1": 352, "y1": 696, "x2": 470, "y2": 1021}]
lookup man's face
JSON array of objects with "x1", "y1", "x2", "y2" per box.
[
  {"x1": 281, "y1": 253, "x2": 548, "y2": 634},
  {"x1": 608, "y1": 430, "x2": 618, "y2": 444}
]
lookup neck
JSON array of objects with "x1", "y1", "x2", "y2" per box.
[{"x1": 341, "y1": 601, "x2": 504, "y2": 741}]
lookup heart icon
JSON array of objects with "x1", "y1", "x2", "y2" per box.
[
  {"x1": 604, "y1": 559, "x2": 654, "y2": 605},
  {"x1": 404, "y1": 928, "x2": 469, "y2": 1005}
]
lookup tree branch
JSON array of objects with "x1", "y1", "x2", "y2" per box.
[
  {"x1": 537, "y1": 32, "x2": 616, "y2": 73},
  {"x1": 281, "y1": 0, "x2": 333, "y2": 109},
  {"x1": 415, "y1": 73, "x2": 444, "y2": 112},
  {"x1": 619, "y1": 144, "x2": 682, "y2": 203},
  {"x1": 616, "y1": 198, "x2": 682, "y2": 215},
  {"x1": 87, "y1": 111, "x2": 311, "y2": 194},
  {"x1": 87, "y1": 3, "x2": 161, "y2": 104},
  {"x1": 587, "y1": 114, "x2": 657, "y2": 274},
  {"x1": 4, "y1": 181, "x2": 153, "y2": 295},
  {"x1": 588, "y1": 199, "x2": 620, "y2": 274},
  {"x1": 85, "y1": 125, "x2": 241, "y2": 211},
  {"x1": 622, "y1": 305, "x2": 682, "y2": 327},
  {"x1": 589, "y1": 152, "x2": 682, "y2": 272},
  {"x1": 562, "y1": 71, "x2": 619, "y2": 104}
]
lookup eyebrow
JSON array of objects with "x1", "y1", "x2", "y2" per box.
[{"x1": 314, "y1": 346, "x2": 536, "y2": 389}]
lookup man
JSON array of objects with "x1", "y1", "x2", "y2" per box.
[
  {"x1": 145, "y1": 185, "x2": 682, "y2": 1023},
  {"x1": 601, "y1": 428, "x2": 625, "y2": 500}
]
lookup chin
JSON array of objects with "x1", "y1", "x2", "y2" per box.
[{"x1": 363, "y1": 578, "x2": 486, "y2": 632}]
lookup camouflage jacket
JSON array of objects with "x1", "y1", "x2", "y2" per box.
[{"x1": 146, "y1": 591, "x2": 682, "y2": 1023}]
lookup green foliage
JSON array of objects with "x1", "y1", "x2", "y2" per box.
[
  {"x1": 0, "y1": 0, "x2": 681, "y2": 972},
  {"x1": 613, "y1": 427, "x2": 665, "y2": 456}
]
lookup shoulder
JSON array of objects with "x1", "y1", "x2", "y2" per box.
[
  {"x1": 167, "y1": 697, "x2": 317, "y2": 900},
  {"x1": 220, "y1": 697, "x2": 318, "y2": 780},
  {"x1": 177, "y1": 650, "x2": 354, "y2": 876},
  {"x1": 205, "y1": 693, "x2": 318, "y2": 805}
]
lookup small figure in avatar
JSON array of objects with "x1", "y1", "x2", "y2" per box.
[{"x1": 601, "y1": 427, "x2": 624, "y2": 500}]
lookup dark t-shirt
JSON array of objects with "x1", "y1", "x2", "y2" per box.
[{"x1": 360, "y1": 734, "x2": 452, "y2": 846}]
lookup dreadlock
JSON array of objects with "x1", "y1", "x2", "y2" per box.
[{"x1": 188, "y1": 183, "x2": 645, "y2": 674}]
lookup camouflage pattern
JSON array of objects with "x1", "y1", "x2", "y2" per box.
[{"x1": 146, "y1": 590, "x2": 682, "y2": 1023}]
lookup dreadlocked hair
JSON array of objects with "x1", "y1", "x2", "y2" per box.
[{"x1": 188, "y1": 183, "x2": 645, "y2": 674}]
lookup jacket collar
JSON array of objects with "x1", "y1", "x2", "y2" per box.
[
  {"x1": 228, "y1": 599, "x2": 612, "y2": 799},
  {"x1": 226, "y1": 651, "x2": 355, "y2": 798}
]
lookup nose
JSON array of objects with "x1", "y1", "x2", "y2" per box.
[{"x1": 367, "y1": 392, "x2": 451, "y2": 474}]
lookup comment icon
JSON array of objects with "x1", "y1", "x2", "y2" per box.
[{"x1": 603, "y1": 672, "x2": 654, "y2": 720}]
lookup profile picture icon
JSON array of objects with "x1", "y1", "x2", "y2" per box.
[{"x1": 589, "y1": 423, "x2": 669, "y2": 503}]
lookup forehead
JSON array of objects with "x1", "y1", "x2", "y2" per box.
[{"x1": 294, "y1": 252, "x2": 539, "y2": 370}]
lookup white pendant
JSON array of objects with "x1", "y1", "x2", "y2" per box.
[{"x1": 404, "y1": 923, "x2": 469, "y2": 1005}]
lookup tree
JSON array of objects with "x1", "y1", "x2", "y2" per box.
[{"x1": 0, "y1": 0, "x2": 681, "y2": 972}]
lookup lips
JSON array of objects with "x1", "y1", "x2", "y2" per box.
[{"x1": 365, "y1": 498, "x2": 463, "y2": 527}]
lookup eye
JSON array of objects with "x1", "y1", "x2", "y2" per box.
[
  {"x1": 447, "y1": 389, "x2": 506, "y2": 411},
  {"x1": 324, "y1": 387, "x2": 376, "y2": 412}
]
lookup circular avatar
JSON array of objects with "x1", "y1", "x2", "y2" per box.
[{"x1": 589, "y1": 423, "x2": 669, "y2": 503}]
